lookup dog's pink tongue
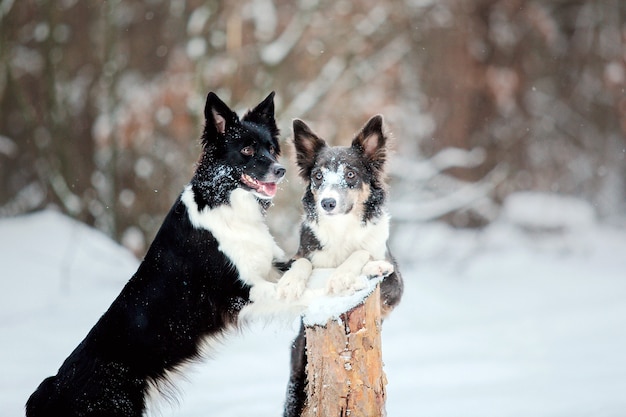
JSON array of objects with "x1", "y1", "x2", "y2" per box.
[{"x1": 260, "y1": 182, "x2": 277, "y2": 197}]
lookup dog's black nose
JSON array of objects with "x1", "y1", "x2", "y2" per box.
[
  {"x1": 321, "y1": 198, "x2": 336, "y2": 212},
  {"x1": 273, "y1": 164, "x2": 286, "y2": 178}
]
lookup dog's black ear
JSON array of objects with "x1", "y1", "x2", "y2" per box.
[
  {"x1": 202, "y1": 92, "x2": 239, "y2": 144},
  {"x1": 243, "y1": 91, "x2": 279, "y2": 138},
  {"x1": 245, "y1": 91, "x2": 275, "y2": 122},
  {"x1": 351, "y1": 114, "x2": 387, "y2": 171},
  {"x1": 293, "y1": 119, "x2": 327, "y2": 179}
]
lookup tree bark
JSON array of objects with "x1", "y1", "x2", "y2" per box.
[{"x1": 302, "y1": 284, "x2": 387, "y2": 417}]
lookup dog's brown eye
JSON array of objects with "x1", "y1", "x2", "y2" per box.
[
  {"x1": 269, "y1": 146, "x2": 276, "y2": 155},
  {"x1": 241, "y1": 146, "x2": 255, "y2": 156}
]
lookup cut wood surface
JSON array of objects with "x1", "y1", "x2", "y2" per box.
[{"x1": 302, "y1": 284, "x2": 387, "y2": 417}]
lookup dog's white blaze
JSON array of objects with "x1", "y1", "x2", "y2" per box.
[
  {"x1": 181, "y1": 185, "x2": 284, "y2": 286},
  {"x1": 309, "y1": 211, "x2": 390, "y2": 268},
  {"x1": 321, "y1": 166, "x2": 346, "y2": 188},
  {"x1": 318, "y1": 166, "x2": 349, "y2": 213}
]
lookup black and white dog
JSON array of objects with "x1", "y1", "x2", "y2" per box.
[
  {"x1": 26, "y1": 92, "x2": 289, "y2": 417},
  {"x1": 280, "y1": 115, "x2": 404, "y2": 417}
]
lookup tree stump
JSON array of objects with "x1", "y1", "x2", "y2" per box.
[{"x1": 302, "y1": 284, "x2": 387, "y2": 417}]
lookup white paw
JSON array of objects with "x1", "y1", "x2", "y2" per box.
[
  {"x1": 361, "y1": 260, "x2": 394, "y2": 279},
  {"x1": 276, "y1": 258, "x2": 312, "y2": 301},
  {"x1": 249, "y1": 281, "x2": 277, "y2": 302},
  {"x1": 277, "y1": 274, "x2": 307, "y2": 301},
  {"x1": 325, "y1": 271, "x2": 368, "y2": 296}
]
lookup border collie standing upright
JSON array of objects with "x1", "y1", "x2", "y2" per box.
[
  {"x1": 26, "y1": 92, "x2": 288, "y2": 417},
  {"x1": 280, "y1": 115, "x2": 404, "y2": 417}
]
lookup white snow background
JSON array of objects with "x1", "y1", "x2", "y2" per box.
[{"x1": 2, "y1": 192, "x2": 626, "y2": 416}]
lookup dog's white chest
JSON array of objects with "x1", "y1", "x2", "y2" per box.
[
  {"x1": 309, "y1": 213, "x2": 390, "y2": 268},
  {"x1": 181, "y1": 186, "x2": 283, "y2": 285}
]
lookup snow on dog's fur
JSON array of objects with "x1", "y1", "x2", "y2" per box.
[
  {"x1": 279, "y1": 115, "x2": 404, "y2": 417},
  {"x1": 26, "y1": 92, "x2": 290, "y2": 417}
]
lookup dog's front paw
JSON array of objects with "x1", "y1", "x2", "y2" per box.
[
  {"x1": 325, "y1": 271, "x2": 368, "y2": 296},
  {"x1": 277, "y1": 273, "x2": 307, "y2": 301},
  {"x1": 361, "y1": 260, "x2": 394, "y2": 279},
  {"x1": 249, "y1": 281, "x2": 277, "y2": 302},
  {"x1": 276, "y1": 258, "x2": 312, "y2": 301}
]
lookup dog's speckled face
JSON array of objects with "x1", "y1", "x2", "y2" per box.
[
  {"x1": 308, "y1": 147, "x2": 371, "y2": 216},
  {"x1": 293, "y1": 115, "x2": 388, "y2": 222}
]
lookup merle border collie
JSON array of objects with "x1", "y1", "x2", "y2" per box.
[
  {"x1": 26, "y1": 92, "x2": 289, "y2": 417},
  {"x1": 279, "y1": 115, "x2": 404, "y2": 417}
]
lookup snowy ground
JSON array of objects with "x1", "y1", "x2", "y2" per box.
[{"x1": 2, "y1": 197, "x2": 626, "y2": 416}]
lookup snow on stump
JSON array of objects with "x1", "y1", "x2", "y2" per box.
[{"x1": 302, "y1": 278, "x2": 387, "y2": 417}]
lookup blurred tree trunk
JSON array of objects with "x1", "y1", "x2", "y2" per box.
[{"x1": 421, "y1": 1, "x2": 493, "y2": 160}]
